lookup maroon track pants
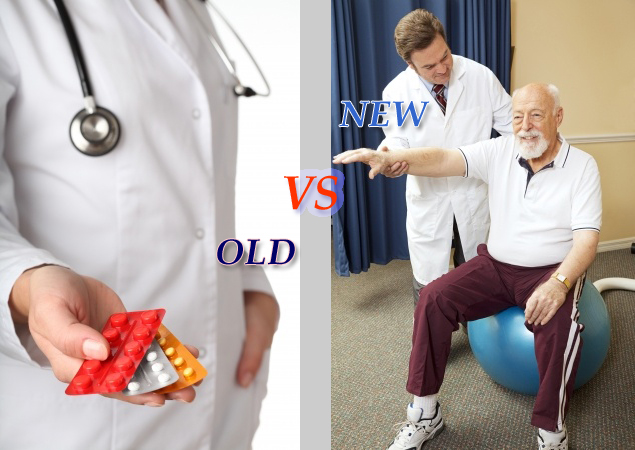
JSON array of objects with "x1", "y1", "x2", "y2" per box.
[{"x1": 407, "y1": 244, "x2": 585, "y2": 431}]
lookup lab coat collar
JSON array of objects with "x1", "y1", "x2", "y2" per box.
[
  {"x1": 126, "y1": 0, "x2": 199, "y2": 75},
  {"x1": 445, "y1": 55, "x2": 465, "y2": 120},
  {"x1": 404, "y1": 66, "x2": 425, "y2": 92},
  {"x1": 404, "y1": 68, "x2": 436, "y2": 118}
]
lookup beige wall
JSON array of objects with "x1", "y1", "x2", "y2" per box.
[{"x1": 511, "y1": 0, "x2": 635, "y2": 242}]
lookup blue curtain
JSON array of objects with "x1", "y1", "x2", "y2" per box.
[{"x1": 332, "y1": 0, "x2": 511, "y2": 276}]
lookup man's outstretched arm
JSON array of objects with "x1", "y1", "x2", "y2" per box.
[{"x1": 332, "y1": 147, "x2": 466, "y2": 179}]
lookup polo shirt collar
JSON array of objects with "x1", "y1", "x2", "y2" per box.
[
  {"x1": 552, "y1": 134, "x2": 571, "y2": 168},
  {"x1": 517, "y1": 133, "x2": 571, "y2": 170}
]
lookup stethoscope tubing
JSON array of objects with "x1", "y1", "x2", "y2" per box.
[
  {"x1": 200, "y1": 0, "x2": 271, "y2": 97},
  {"x1": 53, "y1": 0, "x2": 93, "y2": 101}
]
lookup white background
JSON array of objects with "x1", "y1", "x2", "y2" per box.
[{"x1": 211, "y1": 0, "x2": 300, "y2": 447}]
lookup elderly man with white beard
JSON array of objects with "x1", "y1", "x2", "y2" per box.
[{"x1": 333, "y1": 83, "x2": 602, "y2": 450}]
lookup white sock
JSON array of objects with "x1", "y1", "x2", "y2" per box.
[{"x1": 412, "y1": 394, "x2": 438, "y2": 419}]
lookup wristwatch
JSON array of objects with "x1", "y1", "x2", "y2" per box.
[{"x1": 551, "y1": 272, "x2": 571, "y2": 289}]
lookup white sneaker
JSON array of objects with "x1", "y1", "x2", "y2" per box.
[
  {"x1": 387, "y1": 403, "x2": 445, "y2": 450},
  {"x1": 537, "y1": 426, "x2": 568, "y2": 450}
]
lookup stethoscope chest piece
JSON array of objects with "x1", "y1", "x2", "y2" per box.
[{"x1": 69, "y1": 105, "x2": 120, "y2": 156}]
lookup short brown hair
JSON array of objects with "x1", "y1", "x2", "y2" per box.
[{"x1": 394, "y1": 9, "x2": 447, "y2": 63}]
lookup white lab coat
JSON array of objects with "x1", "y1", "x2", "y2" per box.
[
  {"x1": 379, "y1": 55, "x2": 512, "y2": 285},
  {"x1": 0, "y1": 1, "x2": 273, "y2": 449}
]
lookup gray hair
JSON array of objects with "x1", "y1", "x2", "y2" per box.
[
  {"x1": 512, "y1": 83, "x2": 561, "y2": 113},
  {"x1": 546, "y1": 84, "x2": 560, "y2": 112}
]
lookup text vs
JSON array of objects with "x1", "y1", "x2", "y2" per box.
[{"x1": 285, "y1": 169, "x2": 345, "y2": 216}]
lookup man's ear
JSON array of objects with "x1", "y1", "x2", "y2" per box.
[{"x1": 556, "y1": 107, "x2": 564, "y2": 127}]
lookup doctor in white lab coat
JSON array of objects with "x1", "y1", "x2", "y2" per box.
[
  {"x1": 379, "y1": 9, "x2": 512, "y2": 296},
  {"x1": 0, "y1": 1, "x2": 278, "y2": 449}
]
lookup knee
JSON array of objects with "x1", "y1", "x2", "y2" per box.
[{"x1": 415, "y1": 283, "x2": 448, "y2": 318}]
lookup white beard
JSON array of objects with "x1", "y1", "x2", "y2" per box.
[{"x1": 515, "y1": 131, "x2": 549, "y2": 160}]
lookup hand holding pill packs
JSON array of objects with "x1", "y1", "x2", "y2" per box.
[{"x1": 66, "y1": 309, "x2": 207, "y2": 396}]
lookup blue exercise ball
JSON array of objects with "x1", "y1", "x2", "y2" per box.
[{"x1": 467, "y1": 280, "x2": 610, "y2": 395}]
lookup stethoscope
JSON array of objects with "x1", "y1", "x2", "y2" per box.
[{"x1": 53, "y1": 0, "x2": 270, "y2": 157}]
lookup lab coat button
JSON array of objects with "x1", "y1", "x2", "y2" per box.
[
  {"x1": 195, "y1": 228, "x2": 205, "y2": 239},
  {"x1": 198, "y1": 347, "x2": 207, "y2": 358},
  {"x1": 192, "y1": 108, "x2": 201, "y2": 119}
]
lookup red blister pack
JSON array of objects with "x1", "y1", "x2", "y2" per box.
[{"x1": 65, "y1": 309, "x2": 166, "y2": 395}]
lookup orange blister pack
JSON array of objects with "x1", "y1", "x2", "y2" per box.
[
  {"x1": 66, "y1": 309, "x2": 165, "y2": 395},
  {"x1": 154, "y1": 324, "x2": 207, "y2": 394}
]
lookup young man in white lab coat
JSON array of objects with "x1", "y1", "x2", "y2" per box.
[
  {"x1": 379, "y1": 9, "x2": 512, "y2": 303},
  {"x1": 0, "y1": 2, "x2": 278, "y2": 448}
]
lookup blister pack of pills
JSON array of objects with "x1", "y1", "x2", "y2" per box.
[
  {"x1": 66, "y1": 309, "x2": 166, "y2": 395},
  {"x1": 122, "y1": 338, "x2": 179, "y2": 395},
  {"x1": 154, "y1": 324, "x2": 208, "y2": 394}
]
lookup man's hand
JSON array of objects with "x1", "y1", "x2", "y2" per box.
[
  {"x1": 9, "y1": 265, "x2": 198, "y2": 406},
  {"x1": 524, "y1": 278, "x2": 569, "y2": 326},
  {"x1": 379, "y1": 146, "x2": 409, "y2": 178},
  {"x1": 236, "y1": 291, "x2": 279, "y2": 388},
  {"x1": 333, "y1": 148, "x2": 391, "y2": 179}
]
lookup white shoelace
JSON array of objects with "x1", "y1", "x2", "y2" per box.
[{"x1": 392, "y1": 420, "x2": 424, "y2": 445}]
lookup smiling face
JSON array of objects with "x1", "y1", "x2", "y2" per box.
[
  {"x1": 408, "y1": 34, "x2": 453, "y2": 85},
  {"x1": 512, "y1": 84, "x2": 563, "y2": 160}
]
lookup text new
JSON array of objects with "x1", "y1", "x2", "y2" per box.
[{"x1": 338, "y1": 100, "x2": 429, "y2": 128}]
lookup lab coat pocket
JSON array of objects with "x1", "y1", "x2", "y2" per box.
[{"x1": 405, "y1": 194, "x2": 439, "y2": 240}]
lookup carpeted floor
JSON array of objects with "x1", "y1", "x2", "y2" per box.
[{"x1": 331, "y1": 249, "x2": 635, "y2": 449}]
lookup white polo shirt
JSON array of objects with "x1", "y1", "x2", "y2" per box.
[{"x1": 458, "y1": 134, "x2": 602, "y2": 267}]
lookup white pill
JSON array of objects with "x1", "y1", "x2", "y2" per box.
[
  {"x1": 151, "y1": 363, "x2": 164, "y2": 372},
  {"x1": 146, "y1": 351, "x2": 157, "y2": 362},
  {"x1": 128, "y1": 381, "x2": 140, "y2": 392},
  {"x1": 158, "y1": 373, "x2": 171, "y2": 383}
]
